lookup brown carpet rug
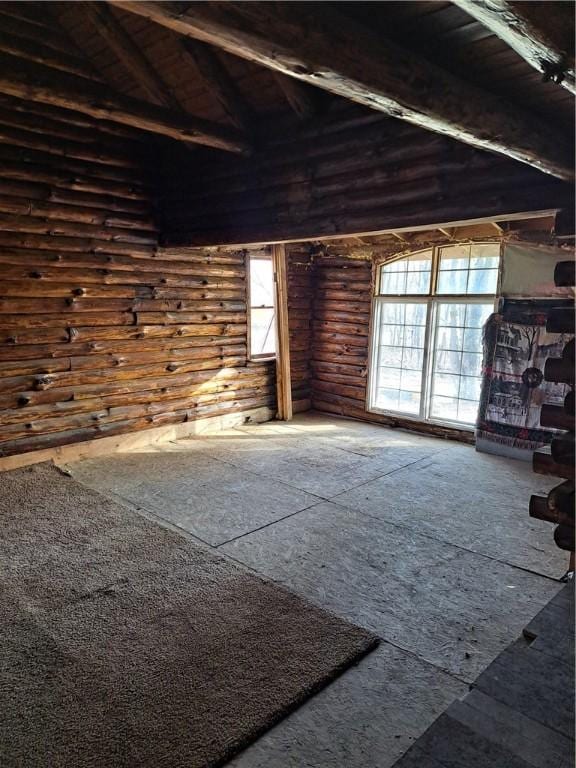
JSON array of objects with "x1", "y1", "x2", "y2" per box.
[{"x1": 0, "y1": 462, "x2": 378, "y2": 768}]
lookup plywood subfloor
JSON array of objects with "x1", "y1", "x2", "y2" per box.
[
  {"x1": 66, "y1": 413, "x2": 567, "y2": 768},
  {"x1": 392, "y1": 584, "x2": 574, "y2": 768}
]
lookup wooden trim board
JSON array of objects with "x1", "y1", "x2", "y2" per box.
[
  {"x1": 273, "y1": 243, "x2": 293, "y2": 420},
  {"x1": 0, "y1": 406, "x2": 274, "y2": 472}
]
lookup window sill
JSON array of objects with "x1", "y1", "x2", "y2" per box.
[{"x1": 365, "y1": 406, "x2": 475, "y2": 442}]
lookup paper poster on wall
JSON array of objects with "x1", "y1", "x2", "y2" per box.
[{"x1": 500, "y1": 242, "x2": 575, "y2": 298}]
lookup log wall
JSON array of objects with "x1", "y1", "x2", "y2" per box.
[
  {"x1": 310, "y1": 254, "x2": 372, "y2": 420},
  {"x1": 158, "y1": 108, "x2": 573, "y2": 247},
  {"x1": 0, "y1": 97, "x2": 275, "y2": 458},
  {"x1": 310, "y1": 251, "x2": 475, "y2": 441},
  {"x1": 287, "y1": 244, "x2": 313, "y2": 411}
]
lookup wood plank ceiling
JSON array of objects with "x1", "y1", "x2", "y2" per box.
[{"x1": 0, "y1": 1, "x2": 574, "y2": 173}]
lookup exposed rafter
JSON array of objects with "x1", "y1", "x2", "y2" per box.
[
  {"x1": 82, "y1": 2, "x2": 182, "y2": 110},
  {"x1": 0, "y1": 52, "x2": 249, "y2": 153},
  {"x1": 453, "y1": 0, "x2": 575, "y2": 95},
  {"x1": 0, "y1": 28, "x2": 100, "y2": 82},
  {"x1": 110, "y1": 1, "x2": 574, "y2": 181},
  {"x1": 181, "y1": 38, "x2": 254, "y2": 134},
  {"x1": 273, "y1": 73, "x2": 318, "y2": 121}
]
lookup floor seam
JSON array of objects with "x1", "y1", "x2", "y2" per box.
[
  {"x1": 348, "y1": 505, "x2": 563, "y2": 583},
  {"x1": 215, "y1": 500, "x2": 328, "y2": 548},
  {"x1": 198, "y1": 446, "x2": 443, "y2": 503}
]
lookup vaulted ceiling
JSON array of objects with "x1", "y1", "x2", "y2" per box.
[{"x1": 0, "y1": 1, "x2": 573, "y2": 177}]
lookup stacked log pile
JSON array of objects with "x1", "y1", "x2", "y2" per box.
[
  {"x1": 0, "y1": 95, "x2": 274, "y2": 459},
  {"x1": 287, "y1": 244, "x2": 313, "y2": 412},
  {"x1": 530, "y1": 260, "x2": 575, "y2": 567}
]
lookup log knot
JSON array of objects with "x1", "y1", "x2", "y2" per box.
[{"x1": 34, "y1": 375, "x2": 53, "y2": 390}]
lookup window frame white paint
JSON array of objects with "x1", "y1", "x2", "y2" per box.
[
  {"x1": 247, "y1": 251, "x2": 277, "y2": 362},
  {"x1": 366, "y1": 242, "x2": 502, "y2": 431}
]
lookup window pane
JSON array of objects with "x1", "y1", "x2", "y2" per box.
[
  {"x1": 439, "y1": 244, "x2": 469, "y2": 271},
  {"x1": 381, "y1": 303, "x2": 406, "y2": 324},
  {"x1": 429, "y1": 300, "x2": 492, "y2": 426},
  {"x1": 437, "y1": 269, "x2": 468, "y2": 294},
  {"x1": 379, "y1": 252, "x2": 431, "y2": 295},
  {"x1": 436, "y1": 324, "x2": 464, "y2": 352},
  {"x1": 461, "y1": 351, "x2": 482, "y2": 377},
  {"x1": 433, "y1": 373, "x2": 460, "y2": 398},
  {"x1": 406, "y1": 270, "x2": 430, "y2": 294},
  {"x1": 466, "y1": 303, "x2": 493, "y2": 328},
  {"x1": 250, "y1": 307, "x2": 276, "y2": 357},
  {"x1": 463, "y1": 327, "x2": 483, "y2": 352},
  {"x1": 402, "y1": 347, "x2": 424, "y2": 371},
  {"x1": 437, "y1": 243, "x2": 500, "y2": 295},
  {"x1": 457, "y1": 399, "x2": 479, "y2": 424},
  {"x1": 398, "y1": 390, "x2": 420, "y2": 415},
  {"x1": 438, "y1": 303, "x2": 467, "y2": 326},
  {"x1": 380, "y1": 325, "x2": 405, "y2": 346},
  {"x1": 378, "y1": 366, "x2": 401, "y2": 387},
  {"x1": 400, "y1": 369, "x2": 422, "y2": 392},
  {"x1": 370, "y1": 300, "x2": 427, "y2": 416},
  {"x1": 431, "y1": 395, "x2": 459, "y2": 419},
  {"x1": 403, "y1": 325, "x2": 425, "y2": 348},
  {"x1": 459, "y1": 376, "x2": 481, "y2": 400},
  {"x1": 380, "y1": 269, "x2": 406, "y2": 295},
  {"x1": 407, "y1": 255, "x2": 432, "y2": 272},
  {"x1": 404, "y1": 303, "x2": 428, "y2": 326},
  {"x1": 379, "y1": 345, "x2": 403, "y2": 366},
  {"x1": 470, "y1": 243, "x2": 500, "y2": 268},
  {"x1": 467, "y1": 268, "x2": 498, "y2": 294},
  {"x1": 435, "y1": 350, "x2": 461, "y2": 374},
  {"x1": 376, "y1": 388, "x2": 399, "y2": 411},
  {"x1": 250, "y1": 259, "x2": 274, "y2": 307}
]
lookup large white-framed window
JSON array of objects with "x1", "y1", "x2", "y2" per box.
[
  {"x1": 248, "y1": 252, "x2": 276, "y2": 360},
  {"x1": 367, "y1": 242, "x2": 500, "y2": 429}
]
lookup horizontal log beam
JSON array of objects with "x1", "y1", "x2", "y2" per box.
[
  {"x1": 111, "y1": 1, "x2": 574, "y2": 179},
  {"x1": 0, "y1": 28, "x2": 99, "y2": 81},
  {"x1": 0, "y1": 52, "x2": 249, "y2": 153},
  {"x1": 453, "y1": 0, "x2": 575, "y2": 95}
]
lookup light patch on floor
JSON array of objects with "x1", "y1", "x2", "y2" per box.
[{"x1": 66, "y1": 413, "x2": 565, "y2": 768}]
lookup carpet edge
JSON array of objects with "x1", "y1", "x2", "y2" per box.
[{"x1": 212, "y1": 633, "x2": 381, "y2": 768}]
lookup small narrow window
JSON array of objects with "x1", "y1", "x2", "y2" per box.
[{"x1": 249, "y1": 254, "x2": 276, "y2": 359}]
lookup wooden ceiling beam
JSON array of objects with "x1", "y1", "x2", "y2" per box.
[
  {"x1": 0, "y1": 52, "x2": 249, "y2": 153},
  {"x1": 0, "y1": 28, "x2": 100, "y2": 81},
  {"x1": 82, "y1": 2, "x2": 182, "y2": 110},
  {"x1": 109, "y1": 1, "x2": 574, "y2": 181},
  {"x1": 181, "y1": 39, "x2": 254, "y2": 134},
  {"x1": 453, "y1": 0, "x2": 575, "y2": 95}
]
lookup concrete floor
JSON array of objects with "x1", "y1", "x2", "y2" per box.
[{"x1": 66, "y1": 413, "x2": 565, "y2": 768}]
